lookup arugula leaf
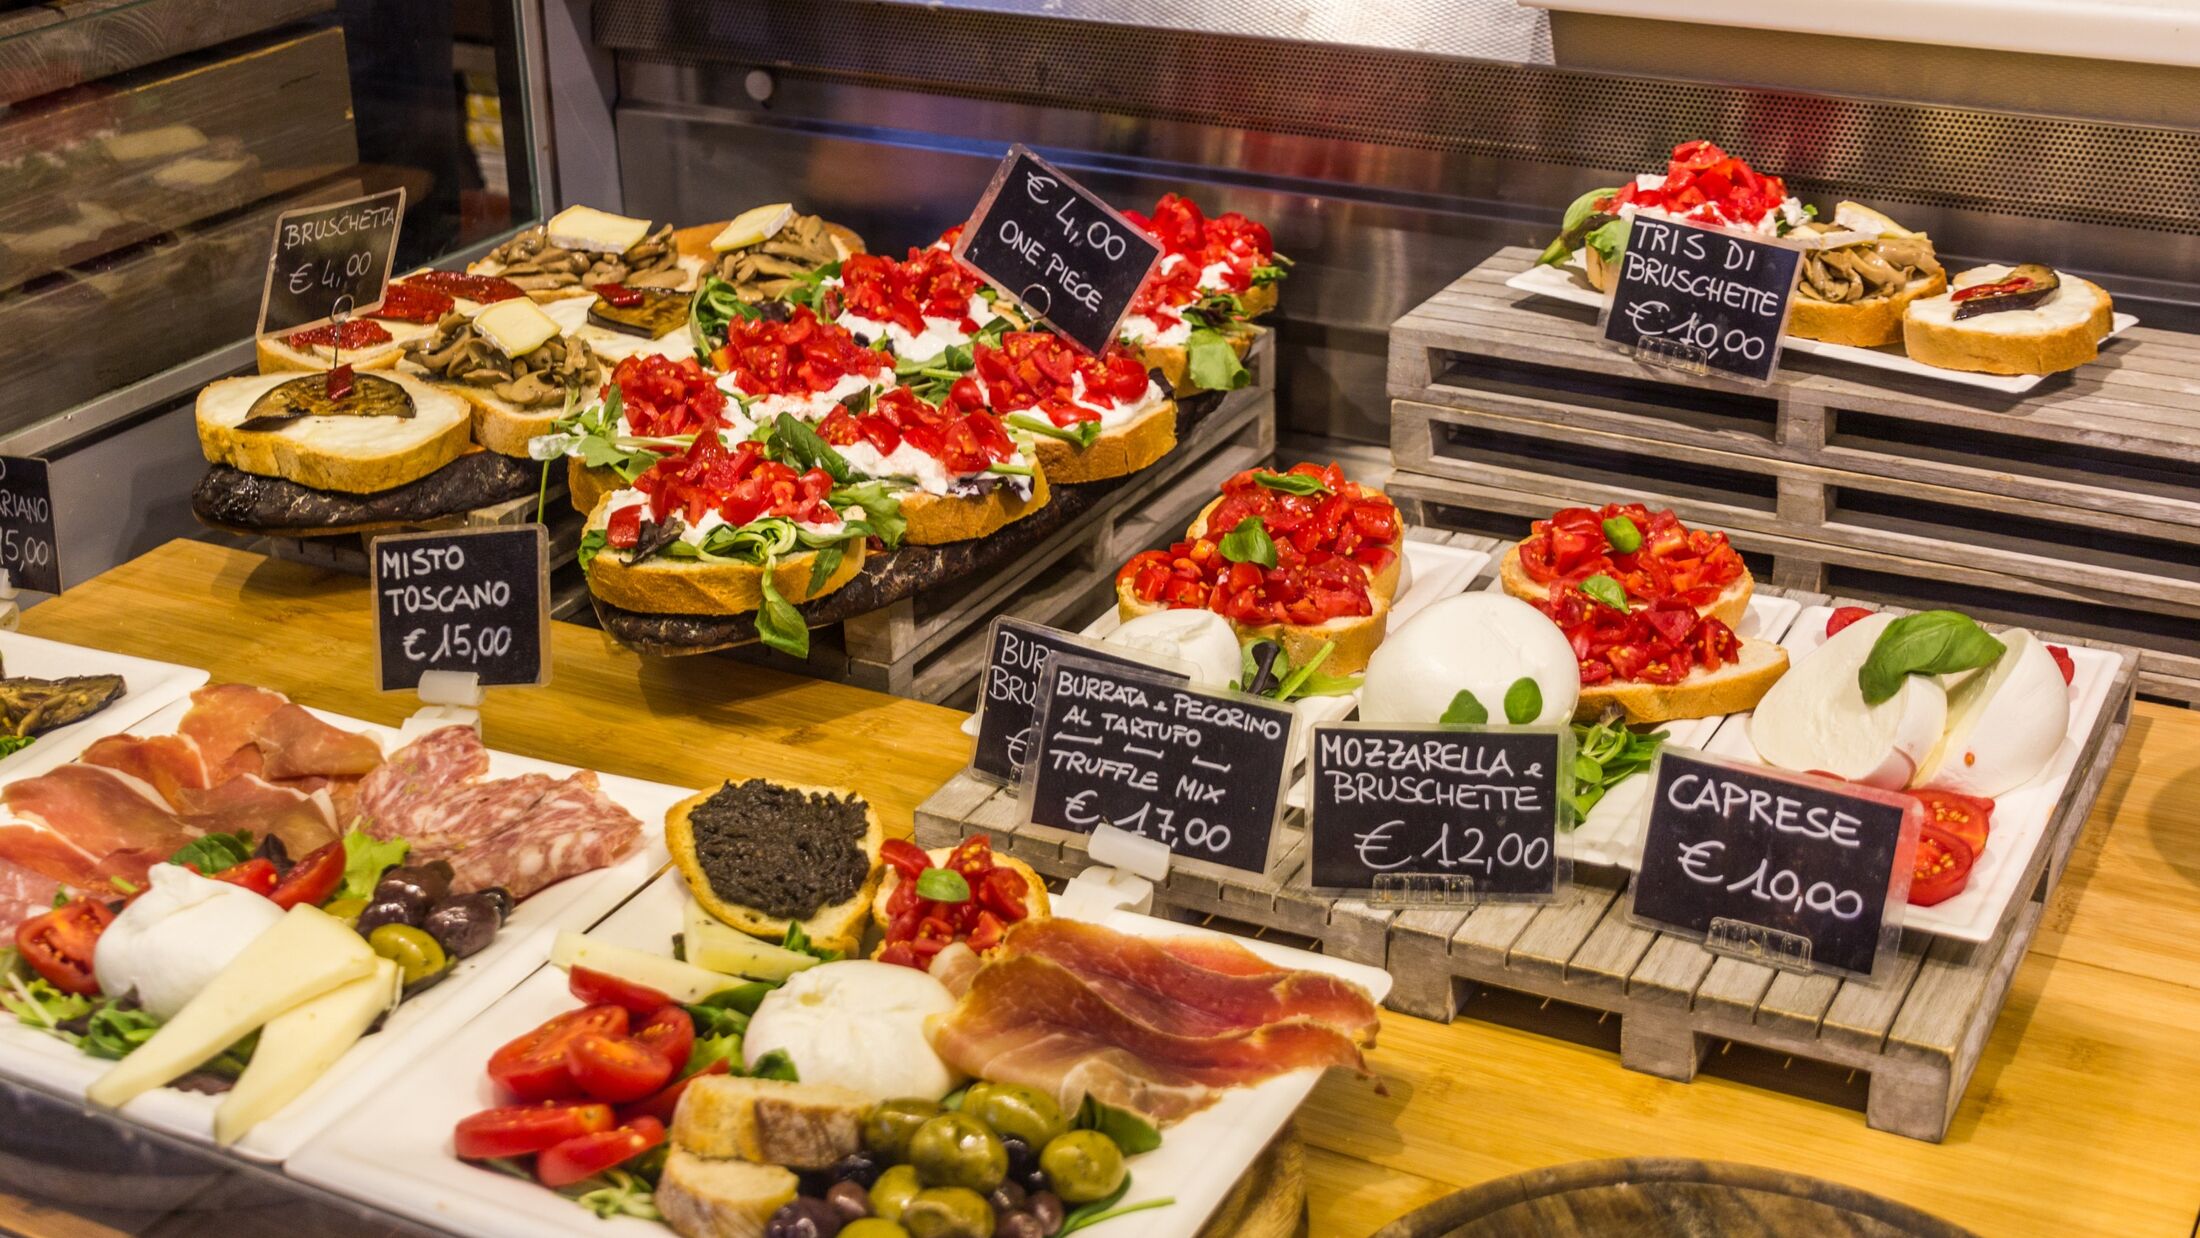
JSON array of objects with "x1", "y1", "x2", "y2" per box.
[
  {"x1": 338, "y1": 829, "x2": 410, "y2": 902},
  {"x1": 577, "y1": 528, "x2": 607, "y2": 574},
  {"x1": 81, "y1": 1002, "x2": 161, "y2": 1061},
  {"x1": 1564, "y1": 717, "x2": 1668, "y2": 826},
  {"x1": 1578, "y1": 574, "x2": 1630, "y2": 612},
  {"x1": 748, "y1": 1049, "x2": 799, "y2": 1082},
  {"x1": 1858, "y1": 611, "x2": 2005, "y2": 705},
  {"x1": 1253, "y1": 470, "x2": 1329, "y2": 497},
  {"x1": 1004, "y1": 412, "x2": 1104, "y2": 450},
  {"x1": 688, "y1": 275, "x2": 762, "y2": 356},
  {"x1": 779, "y1": 261, "x2": 842, "y2": 312},
  {"x1": 753, "y1": 565, "x2": 809, "y2": 659},
  {"x1": 1185, "y1": 327, "x2": 1250, "y2": 391},
  {"x1": 170, "y1": 830, "x2": 254, "y2": 875},
  {"x1": 695, "y1": 981, "x2": 778, "y2": 1018},
  {"x1": 680, "y1": 1032, "x2": 743, "y2": 1081},
  {"x1": 1503, "y1": 676, "x2": 1544, "y2": 726},
  {"x1": 781, "y1": 921, "x2": 842, "y2": 963},
  {"x1": 768, "y1": 413, "x2": 853, "y2": 484},
  {"x1": 1441, "y1": 690, "x2": 1488, "y2": 725},
  {"x1": 829, "y1": 480, "x2": 908, "y2": 549},
  {"x1": 1218, "y1": 516, "x2": 1276, "y2": 568},
  {"x1": 1268, "y1": 641, "x2": 1359, "y2": 701},
  {"x1": 1075, "y1": 1096, "x2": 1163, "y2": 1155},
  {"x1": 0, "y1": 974, "x2": 91, "y2": 1036}
]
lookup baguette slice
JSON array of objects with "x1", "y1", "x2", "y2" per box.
[
  {"x1": 870, "y1": 846, "x2": 1050, "y2": 953},
  {"x1": 669, "y1": 219, "x2": 867, "y2": 268},
  {"x1": 583, "y1": 494, "x2": 867, "y2": 617},
  {"x1": 1576, "y1": 637, "x2": 1789, "y2": 725},
  {"x1": 1902, "y1": 265, "x2": 2113, "y2": 376},
  {"x1": 665, "y1": 780, "x2": 883, "y2": 959},
  {"x1": 254, "y1": 323, "x2": 429, "y2": 374},
  {"x1": 196, "y1": 372, "x2": 472, "y2": 494},
  {"x1": 1787, "y1": 269, "x2": 1947, "y2": 349},
  {"x1": 1116, "y1": 575, "x2": 1390, "y2": 676},
  {"x1": 670, "y1": 1074, "x2": 869, "y2": 1169},
  {"x1": 1029, "y1": 396, "x2": 1177, "y2": 484},
  {"x1": 1499, "y1": 545, "x2": 1752, "y2": 630},
  {"x1": 655, "y1": 1150, "x2": 797, "y2": 1238},
  {"x1": 1187, "y1": 491, "x2": 1404, "y2": 602},
  {"x1": 1237, "y1": 280, "x2": 1280, "y2": 319}
]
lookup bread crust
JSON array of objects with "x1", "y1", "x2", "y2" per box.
[
  {"x1": 1787, "y1": 270, "x2": 1947, "y2": 348},
  {"x1": 195, "y1": 374, "x2": 473, "y2": 494},
  {"x1": 672, "y1": 219, "x2": 869, "y2": 268},
  {"x1": 1575, "y1": 639, "x2": 1789, "y2": 724},
  {"x1": 1135, "y1": 326, "x2": 1257, "y2": 398},
  {"x1": 655, "y1": 1150, "x2": 797, "y2": 1238},
  {"x1": 1901, "y1": 275, "x2": 2113, "y2": 375},
  {"x1": 1030, "y1": 398, "x2": 1177, "y2": 484},
  {"x1": 254, "y1": 336, "x2": 409, "y2": 375},
  {"x1": 1187, "y1": 490, "x2": 1404, "y2": 602},
  {"x1": 666, "y1": 781, "x2": 884, "y2": 959},
  {"x1": 413, "y1": 377, "x2": 569, "y2": 458},
  {"x1": 570, "y1": 458, "x2": 619, "y2": 516},
  {"x1": 583, "y1": 494, "x2": 867, "y2": 616},
  {"x1": 900, "y1": 466, "x2": 1050, "y2": 545},
  {"x1": 1499, "y1": 546, "x2": 1753, "y2": 630},
  {"x1": 1116, "y1": 577, "x2": 1390, "y2": 675},
  {"x1": 1237, "y1": 281, "x2": 1280, "y2": 318}
]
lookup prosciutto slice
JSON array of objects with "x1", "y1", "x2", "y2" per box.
[
  {"x1": 994, "y1": 919, "x2": 1380, "y2": 1045},
  {"x1": 0, "y1": 857, "x2": 63, "y2": 935},
  {"x1": 179, "y1": 684, "x2": 290, "y2": 781},
  {"x1": 172, "y1": 776, "x2": 339, "y2": 857},
  {"x1": 81, "y1": 733, "x2": 214, "y2": 801},
  {"x1": 255, "y1": 704, "x2": 385, "y2": 779},
  {"x1": 0, "y1": 765, "x2": 199, "y2": 889}
]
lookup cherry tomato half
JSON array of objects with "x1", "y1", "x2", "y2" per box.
[
  {"x1": 617, "y1": 1057, "x2": 730, "y2": 1127},
  {"x1": 536, "y1": 1117, "x2": 666, "y2": 1189},
  {"x1": 205, "y1": 858, "x2": 279, "y2": 896},
  {"x1": 1911, "y1": 789, "x2": 1994, "y2": 856},
  {"x1": 15, "y1": 899, "x2": 113, "y2": 996},
  {"x1": 567, "y1": 965, "x2": 675, "y2": 1017},
  {"x1": 487, "y1": 1006, "x2": 630, "y2": 1101},
  {"x1": 1909, "y1": 825, "x2": 1976, "y2": 908},
  {"x1": 632, "y1": 1005, "x2": 695, "y2": 1076},
  {"x1": 270, "y1": 841, "x2": 346, "y2": 910},
  {"x1": 566, "y1": 1032, "x2": 675, "y2": 1104},
  {"x1": 453, "y1": 1101, "x2": 616, "y2": 1160},
  {"x1": 1825, "y1": 606, "x2": 1874, "y2": 638}
]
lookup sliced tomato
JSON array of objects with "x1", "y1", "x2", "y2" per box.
[
  {"x1": 453, "y1": 1101, "x2": 616, "y2": 1160},
  {"x1": 1825, "y1": 606, "x2": 1874, "y2": 637},
  {"x1": 1908, "y1": 826, "x2": 1975, "y2": 907},
  {"x1": 881, "y1": 838, "x2": 933, "y2": 881},
  {"x1": 1911, "y1": 789, "x2": 1993, "y2": 856},
  {"x1": 567, "y1": 966, "x2": 674, "y2": 1017},
  {"x1": 15, "y1": 899, "x2": 113, "y2": 996},
  {"x1": 2047, "y1": 644, "x2": 2075, "y2": 684},
  {"x1": 535, "y1": 1117, "x2": 666, "y2": 1189},
  {"x1": 617, "y1": 1057, "x2": 730, "y2": 1127},
  {"x1": 975, "y1": 865, "x2": 1031, "y2": 922},
  {"x1": 632, "y1": 1005, "x2": 695, "y2": 1075},
  {"x1": 488, "y1": 1005, "x2": 630, "y2": 1101},
  {"x1": 205, "y1": 857, "x2": 279, "y2": 896},
  {"x1": 269, "y1": 841, "x2": 346, "y2": 910},
  {"x1": 566, "y1": 1032, "x2": 675, "y2": 1104}
]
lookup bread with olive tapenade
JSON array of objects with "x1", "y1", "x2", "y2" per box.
[{"x1": 666, "y1": 779, "x2": 883, "y2": 958}]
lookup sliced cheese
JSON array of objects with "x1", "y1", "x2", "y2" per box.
[
  {"x1": 684, "y1": 898, "x2": 822, "y2": 982},
  {"x1": 545, "y1": 205, "x2": 652, "y2": 254},
  {"x1": 711, "y1": 203, "x2": 795, "y2": 253},
  {"x1": 214, "y1": 958, "x2": 399, "y2": 1146},
  {"x1": 472, "y1": 298, "x2": 561, "y2": 359},
  {"x1": 551, "y1": 931, "x2": 742, "y2": 1003},
  {"x1": 1748, "y1": 612, "x2": 1948, "y2": 789},
  {"x1": 86, "y1": 905, "x2": 376, "y2": 1111},
  {"x1": 1914, "y1": 627, "x2": 2069, "y2": 797}
]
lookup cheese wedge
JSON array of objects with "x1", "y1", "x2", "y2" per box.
[
  {"x1": 472, "y1": 298, "x2": 561, "y2": 358},
  {"x1": 683, "y1": 898, "x2": 823, "y2": 982},
  {"x1": 86, "y1": 905, "x2": 377, "y2": 1111},
  {"x1": 1747, "y1": 612, "x2": 1948, "y2": 789},
  {"x1": 546, "y1": 205, "x2": 652, "y2": 254},
  {"x1": 214, "y1": 958, "x2": 399, "y2": 1145},
  {"x1": 551, "y1": 932, "x2": 741, "y2": 1003},
  {"x1": 711, "y1": 203, "x2": 795, "y2": 253},
  {"x1": 1914, "y1": 627, "x2": 2069, "y2": 798}
]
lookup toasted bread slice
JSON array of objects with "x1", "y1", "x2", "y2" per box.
[
  {"x1": 1902, "y1": 266, "x2": 2113, "y2": 376},
  {"x1": 900, "y1": 467, "x2": 1051, "y2": 545},
  {"x1": 583, "y1": 494, "x2": 868, "y2": 616},
  {"x1": 669, "y1": 219, "x2": 867, "y2": 268},
  {"x1": 670, "y1": 1075, "x2": 869, "y2": 1169},
  {"x1": 570, "y1": 458, "x2": 620, "y2": 517},
  {"x1": 1187, "y1": 491, "x2": 1404, "y2": 602},
  {"x1": 409, "y1": 377, "x2": 569, "y2": 459},
  {"x1": 1499, "y1": 546, "x2": 1752, "y2": 630},
  {"x1": 1788, "y1": 269, "x2": 1947, "y2": 349},
  {"x1": 1116, "y1": 577, "x2": 1390, "y2": 675},
  {"x1": 666, "y1": 780, "x2": 883, "y2": 959},
  {"x1": 254, "y1": 324, "x2": 428, "y2": 375},
  {"x1": 196, "y1": 372, "x2": 472, "y2": 494},
  {"x1": 1238, "y1": 280, "x2": 1280, "y2": 318},
  {"x1": 1576, "y1": 637, "x2": 1789, "y2": 724},
  {"x1": 870, "y1": 846, "x2": 1050, "y2": 954},
  {"x1": 655, "y1": 1150, "x2": 797, "y2": 1238},
  {"x1": 1030, "y1": 397, "x2": 1177, "y2": 484}
]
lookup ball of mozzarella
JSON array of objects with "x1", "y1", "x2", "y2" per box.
[
  {"x1": 1360, "y1": 593, "x2": 1579, "y2": 726},
  {"x1": 93, "y1": 864, "x2": 286, "y2": 1019},
  {"x1": 1103, "y1": 609, "x2": 1244, "y2": 689},
  {"x1": 743, "y1": 960, "x2": 963, "y2": 1102}
]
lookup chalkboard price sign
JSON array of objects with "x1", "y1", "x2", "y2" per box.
[
  {"x1": 258, "y1": 188, "x2": 407, "y2": 337},
  {"x1": 971, "y1": 618, "x2": 1189, "y2": 785},
  {"x1": 1023, "y1": 654, "x2": 1291, "y2": 873},
  {"x1": 371, "y1": 526, "x2": 550, "y2": 692},
  {"x1": 953, "y1": 146, "x2": 1164, "y2": 356},
  {"x1": 1308, "y1": 724, "x2": 1566, "y2": 901},
  {"x1": 1629, "y1": 749, "x2": 1922, "y2": 978},
  {"x1": 0, "y1": 456, "x2": 60, "y2": 594},
  {"x1": 1600, "y1": 214, "x2": 1804, "y2": 384}
]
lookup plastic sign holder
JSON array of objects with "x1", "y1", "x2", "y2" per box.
[
  {"x1": 1627, "y1": 746, "x2": 1924, "y2": 983},
  {"x1": 1306, "y1": 720, "x2": 1572, "y2": 906},
  {"x1": 1056, "y1": 823, "x2": 1173, "y2": 919},
  {"x1": 399, "y1": 670, "x2": 485, "y2": 743}
]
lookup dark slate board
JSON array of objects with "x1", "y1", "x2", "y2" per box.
[{"x1": 192, "y1": 453, "x2": 541, "y2": 537}]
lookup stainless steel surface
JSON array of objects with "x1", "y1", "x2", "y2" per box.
[{"x1": 860, "y1": 0, "x2": 1552, "y2": 61}]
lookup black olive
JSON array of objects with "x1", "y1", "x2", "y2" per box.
[
  {"x1": 475, "y1": 886, "x2": 514, "y2": 922},
  {"x1": 422, "y1": 893, "x2": 503, "y2": 959},
  {"x1": 995, "y1": 1211, "x2": 1045, "y2": 1238},
  {"x1": 829, "y1": 1151, "x2": 883, "y2": 1188},
  {"x1": 252, "y1": 834, "x2": 293, "y2": 875},
  {"x1": 989, "y1": 1180, "x2": 1027, "y2": 1214},
  {"x1": 354, "y1": 897, "x2": 422, "y2": 936},
  {"x1": 1000, "y1": 1136, "x2": 1037, "y2": 1180},
  {"x1": 377, "y1": 862, "x2": 454, "y2": 908},
  {"x1": 825, "y1": 1180, "x2": 871, "y2": 1222},
  {"x1": 1026, "y1": 1192, "x2": 1064, "y2": 1236}
]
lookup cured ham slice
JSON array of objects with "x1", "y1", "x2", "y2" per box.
[
  {"x1": 0, "y1": 765, "x2": 199, "y2": 889},
  {"x1": 254, "y1": 704, "x2": 385, "y2": 780},
  {"x1": 995, "y1": 920, "x2": 1380, "y2": 1045},
  {"x1": 172, "y1": 776, "x2": 339, "y2": 857},
  {"x1": 927, "y1": 951, "x2": 1369, "y2": 1124},
  {"x1": 81, "y1": 734, "x2": 213, "y2": 801},
  {"x1": 179, "y1": 684, "x2": 290, "y2": 781},
  {"x1": 0, "y1": 857, "x2": 62, "y2": 936}
]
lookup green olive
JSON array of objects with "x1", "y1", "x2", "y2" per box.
[
  {"x1": 907, "y1": 1112, "x2": 1007, "y2": 1192},
  {"x1": 868, "y1": 1164, "x2": 923, "y2": 1222},
  {"x1": 899, "y1": 1187, "x2": 994, "y2": 1238},
  {"x1": 321, "y1": 897, "x2": 369, "y2": 927},
  {"x1": 962, "y1": 1083, "x2": 1069, "y2": 1149},
  {"x1": 1038, "y1": 1130, "x2": 1126, "y2": 1204},
  {"x1": 840, "y1": 1222, "x2": 911, "y2": 1238},
  {"x1": 865, "y1": 1099, "x2": 946, "y2": 1163},
  {"x1": 366, "y1": 923, "x2": 448, "y2": 987}
]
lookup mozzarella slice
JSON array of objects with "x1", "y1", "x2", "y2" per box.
[
  {"x1": 214, "y1": 958, "x2": 399, "y2": 1145},
  {"x1": 743, "y1": 961, "x2": 961, "y2": 1102},
  {"x1": 472, "y1": 298, "x2": 561, "y2": 358},
  {"x1": 1914, "y1": 627, "x2": 2069, "y2": 797},
  {"x1": 1360, "y1": 593, "x2": 1579, "y2": 726},
  {"x1": 712, "y1": 203, "x2": 795, "y2": 252},
  {"x1": 545, "y1": 205, "x2": 653, "y2": 254},
  {"x1": 1748, "y1": 612, "x2": 1946, "y2": 788}
]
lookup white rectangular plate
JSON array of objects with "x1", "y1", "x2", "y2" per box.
[
  {"x1": 290, "y1": 868, "x2": 1393, "y2": 1238},
  {"x1": 1504, "y1": 260, "x2": 2138, "y2": 394},
  {"x1": 0, "y1": 699, "x2": 681, "y2": 1160},
  {"x1": 1694, "y1": 606, "x2": 2120, "y2": 943},
  {"x1": 0, "y1": 631, "x2": 208, "y2": 779}
]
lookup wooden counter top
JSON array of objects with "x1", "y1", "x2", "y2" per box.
[{"x1": 14, "y1": 540, "x2": 2200, "y2": 1236}]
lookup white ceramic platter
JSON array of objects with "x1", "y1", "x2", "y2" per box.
[
  {"x1": 1504, "y1": 259, "x2": 2139, "y2": 395},
  {"x1": 0, "y1": 699, "x2": 682, "y2": 1161},
  {"x1": 1694, "y1": 606, "x2": 2121, "y2": 943},
  {"x1": 0, "y1": 631, "x2": 209, "y2": 779},
  {"x1": 289, "y1": 868, "x2": 1394, "y2": 1238}
]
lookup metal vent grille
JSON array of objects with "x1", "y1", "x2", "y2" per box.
[{"x1": 594, "y1": 0, "x2": 2200, "y2": 237}]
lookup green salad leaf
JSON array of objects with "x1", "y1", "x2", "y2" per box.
[
  {"x1": 338, "y1": 829, "x2": 410, "y2": 902},
  {"x1": 1076, "y1": 1095, "x2": 1163, "y2": 1155},
  {"x1": 1565, "y1": 716, "x2": 1668, "y2": 826},
  {"x1": 1185, "y1": 327, "x2": 1250, "y2": 392},
  {"x1": 1858, "y1": 611, "x2": 2005, "y2": 705}
]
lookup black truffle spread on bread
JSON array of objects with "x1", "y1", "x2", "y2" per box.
[{"x1": 684, "y1": 780, "x2": 870, "y2": 921}]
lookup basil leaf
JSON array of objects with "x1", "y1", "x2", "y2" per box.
[
  {"x1": 1858, "y1": 610, "x2": 2006, "y2": 705},
  {"x1": 1252, "y1": 470, "x2": 1329, "y2": 497},
  {"x1": 1185, "y1": 327, "x2": 1250, "y2": 391},
  {"x1": 747, "y1": 1049, "x2": 799, "y2": 1082},
  {"x1": 915, "y1": 867, "x2": 971, "y2": 903},
  {"x1": 769, "y1": 413, "x2": 853, "y2": 484},
  {"x1": 1503, "y1": 676, "x2": 1543, "y2": 725},
  {"x1": 1601, "y1": 515, "x2": 1643, "y2": 553},
  {"x1": 1579, "y1": 573, "x2": 1629, "y2": 612},
  {"x1": 1076, "y1": 1096, "x2": 1163, "y2": 1155},
  {"x1": 754, "y1": 565, "x2": 810, "y2": 659},
  {"x1": 1441, "y1": 690, "x2": 1488, "y2": 725},
  {"x1": 170, "y1": 830, "x2": 254, "y2": 874},
  {"x1": 1218, "y1": 516, "x2": 1276, "y2": 569},
  {"x1": 806, "y1": 543, "x2": 844, "y2": 595}
]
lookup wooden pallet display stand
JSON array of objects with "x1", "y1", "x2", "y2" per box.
[
  {"x1": 731, "y1": 335, "x2": 1279, "y2": 703},
  {"x1": 1385, "y1": 247, "x2": 2200, "y2": 704},
  {"x1": 911, "y1": 531, "x2": 2139, "y2": 1141}
]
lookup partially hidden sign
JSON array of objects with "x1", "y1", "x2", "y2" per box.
[
  {"x1": 1023, "y1": 654, "x2": 1291, "y2": 873},
  {"x1": 1308, "y1": 724, "x2": 1566, "y2": 902},
  {"x1": 971, "y1": 618, "x2": 1187, "y2": 785},
  {"x1": 1629, "y1": 749, "x2": 1921, "y2": 979},
  {"x1": 953, "y1": 145, "x2": 1163, "y2": 356},
  {"x1": 0, "y1": 456, "x2": 59, "y2": 594},
  {"x1": 371, "y1": 526, "x2": 550, "y2": 692},
  {"x1": 1599, "y1": 214, "x2": 1804, "y2": 384},
  {"x1": 258, "y1": 188, "x2": 407, "y2": 337}
]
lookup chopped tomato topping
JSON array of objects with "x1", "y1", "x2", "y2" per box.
[
  {"x1": 609, "y1": 354, "x2": 727, "y2": 438},
  {"x1": 712, "y1": 306, "x2": 890, "y2": 398},
  {"x1": 1596, "y1": 141, "x2": 1793, "y2": 230},
  {"x1": 1123, "y1": 193, "x2": 1275, "y2": 299},
  {"x1": 876, "y1": 835, "x2": 1031, "y2": 974},
  {"x1": 1200, "y1": 463, "x2": 1400, "y2": 582},
  {"x1": 833, "y1": 247, "x2": 988, "y2": 337},
  {"x1": 954, "y1": 332, "x2": 1153, "y2": 429},
  {"x1": 817, "y1": 387, "x2": 1017, "y2": 474},
  {"x1": 627, "y1": 432, "x2": 841, "y2": 531},
  {"x1": 1540, "y1": 583, "x2": 1741, "y2": 687},
  {"x1": 284, "y1": 319, "x2": 393, "y2": 351},
  {"x1": 1117, "y1": 532, "x2": 1376, "y2": 628},
  {"x1": 1516, "y1": 503, "x2": 1746, "y2": 612}
]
